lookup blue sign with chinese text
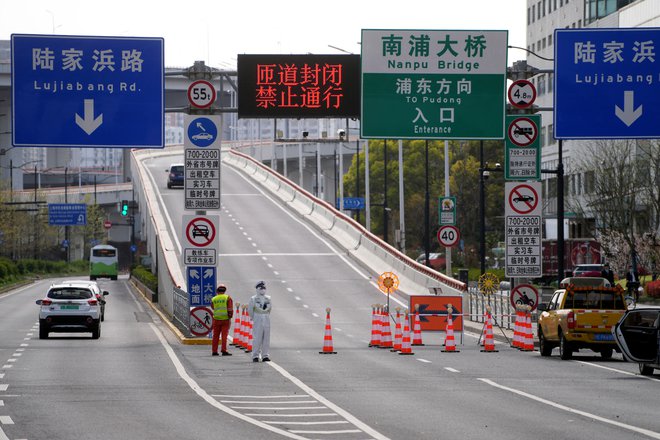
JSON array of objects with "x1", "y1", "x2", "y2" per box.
[
  {"x1": 11, "y1": 34, "x2": 164, "y2": 148},
  {"x1": 554, "y1": 28, "x2": 660, "y2": 139},
  {"x1": 48, "y1": 203, "x2": 87, "y2": 226},
  {"x1": 186, "y1": 266, "x2": 216, "y2": 307},
  {"x1": 336, "y1": 197, "x2": 365, "y2": 210}
]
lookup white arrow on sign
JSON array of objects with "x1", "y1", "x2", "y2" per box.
[
  {"x1": 189, "y1": 268, "x2": 200, "y2": 279},
  {"x1": 615, "y1": 90, "x2": 643, "y2": 127},
  {"x1": 203, "y1": 268, "x2": 214, "y2": 279},
  {"x1": 75, "y1": 99, "x2": 103, "y2": 135}
]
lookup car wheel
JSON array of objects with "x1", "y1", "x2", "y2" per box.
[
  {"x1": 539, "y1": 329, "x2": 553, "y2": 357},
  {"x1": 39, "y1": 325, "x2": 48, "y2": 340},
  {"x1": 167, "y1": 183, "x2": 172, "y2": 189},
  {"x1": 600, "y1": 347, "x2": 613, "y2": 359},
  {"x1": 112, "y1": 275, "x2": 117, "y2": 280},
  {"x1": 639, "y1": 363, "x2": 654, "y2": 376},
  {"x1": 559, "y1": 331, "x2": 572, "y2": 360},
  {"x1": 90, "y1": 275, "x2": 95, "y2": 281},
  {"x1": 92, "y1": 323, "x2": 101, "y2": 339}
]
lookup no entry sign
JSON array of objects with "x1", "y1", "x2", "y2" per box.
[{"x1": 189, "y1": 306, "x2": 213, "y2": 336}]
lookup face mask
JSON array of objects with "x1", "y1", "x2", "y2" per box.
[{"x1": 258, "y1": 288, "x2": 266, "y2": 296}]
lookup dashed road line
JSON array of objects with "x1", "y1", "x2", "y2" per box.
[
  {"x1": 445, "y1": 367, "x2": 460, "y2": 373},
  {"x1": 0, "y1": 416, "x2": 12, "y2": 424},
  {"x1": 575, "y1": 360, "x2": 660, "y2": 382}
]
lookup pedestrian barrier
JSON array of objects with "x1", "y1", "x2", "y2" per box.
[
  {"x1": 481, "y1": 308, "x2": 498, "y2": 353},
  {"x1": 391, "y1": 307, "x2": 402, "y2": 352},
  {"x1": 380, "y1": 307, "x2": 393, "y2": 349},
  {"x1": 442, "y1": 306, "x2": 460, "y2": 353},
  {"x1": 412, "y1": 306, "x2": 424, "y2": 346},
  {"x1": 320, "y1": 308, "x2": 337, "y2": 354},
  {"x1": 399, "y1": 313, "x2": 414, "y2": 355}
]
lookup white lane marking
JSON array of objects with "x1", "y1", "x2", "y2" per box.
[
  {"x1": 335, "y1": 328, "x2": 343, "y2": 332},
  {"x1": 223, "y1": 253, "x2": 336, "y2": 257},
  {"x1": 244, "y1": 413, "x2": 337, "y2": 417},
  {"x1": 26, "y1": 333, "x2": 33, "y2": 337},
  {"x1": 1, "y1": 366, "x2": 11, "y2": 370},
  {"x1": 445, "y1": 367, "x2": 460, "y2": 373},
  {"x1": 312, "y1": 313, "x2": 319, "y2": 318},
  {"x1": 303, "y1": 305, "x2": 309, "y2": 309},
  {"x1": 220, "y1": 400, "x2": 317, "y2": 404},
  {"x1": 0, "y1": 426, "x2": 8, "y2": 440},
  {"x1": 0, "y1": 416, "x2": 11, "y2": 424},
  {"x1": 0, "y1": 400, "x2": 3, "y2": 406},
  {"x1": 267, "y1": 361, "x2": 390, "y2": 440},
  {"x1": 252, "y1": 243, "x2": 257, "y2": 247},
  {"x1": 575, "y1": 360, "x2": 660, "y2": 382},
  {"x1": 231, "y1": 168, "x2": 371, "y2": 281},
  {"x1": 266, "y1": 421, "x2": 349, "y2": 425},
  {"x1": 230, "y1": 405, "x2": 327, "y2": 410},
  {"x1": 287, "y1": 288, "x2": 293, "y2": 292},
  {"x1": 478, "y1": 378, "x2": 660, "y2": 439},
  {"x1": 417, "y1": 359, "x2": 432, "y2": 364},
  {"x1": 0, "y1": 282, "x2": 38, "y2": 300},
  {"x1": 0, "y1": 374, "x2": 3, "y2": 379},
  {"x1": 19, "y1": 344, "x2": 28, "y2": 347},
  {"x1": 295, "y1": 296, "x2": 301, "y2": 301},
  {"x1": 12, "y1": 354, "x2": 21, "y2": 357},
  {"x1": 16, "y1": 349, "x2": 25, "y2": 352},
  {"x1": 273, "y1": 271, "x2": 279, "y2": 276},
  {"x1": 291, "y1": 429, "x2": 362, "y2": 435},
  {"x1": 6, "y1": 360, "x2": 15, "y2": 363},
  {"x1": 148, "y1": 323, "x2": 310, "y2": 440},
  {"x1": 267, "y1": 264, "x2": 273, "y2": 268},
  {"x1": 213, "y1": 394, "x2": 308, "y2": 398}
]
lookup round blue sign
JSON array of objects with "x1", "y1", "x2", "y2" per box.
[
  {"x1": 130, "y1": 244, "x2": 137, "y2": 253},
  {"x1": 187, "y1": 117, "x2": 218, "y2": 148}
]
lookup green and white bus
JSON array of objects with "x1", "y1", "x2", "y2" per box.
[{"x1": 90, "y1": 244, "x2": 118, "y2": 280}]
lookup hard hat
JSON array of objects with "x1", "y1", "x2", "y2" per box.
[
  {"x1": 217, "y1": 284, "x2": 227, "y2": 292},
  {"x1": 255, "y1": 281, "x2": 266, "y2": 289}
]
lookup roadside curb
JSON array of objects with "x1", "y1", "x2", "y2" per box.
[{"x1": 129, "y1": 278, "x2": 211, "y2": 345}]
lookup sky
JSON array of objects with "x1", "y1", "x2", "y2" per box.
[{"x1": 0, "y1": 0, "x2": 528, "y2": 68}]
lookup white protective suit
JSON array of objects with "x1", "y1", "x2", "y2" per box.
[{"x1": 248, "y1": 283, "x2": 271, "y2": 361}]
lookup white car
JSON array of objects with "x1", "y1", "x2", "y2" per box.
[
  {"x1": 68, "y1": 280, "x2": 109, "y2": 321},
  {"x1": 36, "y1": 281, "x2": 102, "y2": 339}
]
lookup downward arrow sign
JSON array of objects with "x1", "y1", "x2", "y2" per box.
[
  {"x1": 615, "y1": 90, "x2": 643, "y2": 127},
  {"x1": 75, "y1": 99, "x2": 103, "y2": 135}
]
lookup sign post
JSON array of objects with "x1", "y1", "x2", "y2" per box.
[
  {"x1": 361, "y1": 29, "x2": 508, "y2": 139},
  {"x1": 555, "y1": 28, "x2": 660, "y2": 139},
  {"x1": 505, "y1": 182, "x2": 542, "y2": 278}
]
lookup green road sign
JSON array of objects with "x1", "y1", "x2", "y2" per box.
[
  {"x1": 361, "y1": 29, "x2": 508, "y2": 140},
  {"x1": 505, "y1": 114, "x2": 541, "y2": 180},
  {"x1": 439, "y1": 196, "x2": 456, "y2": 226}
]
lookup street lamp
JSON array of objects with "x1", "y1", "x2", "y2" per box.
[{"x1": 479, "y1": 140, "x2": 503, "y2": 275}]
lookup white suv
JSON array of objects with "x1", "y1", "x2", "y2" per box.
[{"x1": 36, "y1": 282, "x2": 102, "y2": 339}]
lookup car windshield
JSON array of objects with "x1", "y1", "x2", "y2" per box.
[
  {"x1": 171, "y1": 166, "x2": 184, "y2": 174},
  {"x1": 567, "y1": 289, "x2": 622, "y2": 309},
  {"x1": 48, "y1": 288, "x2": 93, "y2": 300}
]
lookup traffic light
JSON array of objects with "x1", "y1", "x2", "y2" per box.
[{"x1": 120, "y1": 200, "x2": 129, "y2": 216}]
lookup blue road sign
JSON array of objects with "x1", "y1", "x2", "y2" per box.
[
  {"x1": 11, "y1": 34, "x2": 164, "y2": 148},
  {"x1": 48, "y1": 203, "x2": 87, "y2": 226},
  {"x1": 186, "y1": 266, "x2": 216, "y2": 307},
  {"x1": 187, "y1": 117, "x2": 218, "y2": 147},
  {"x1": 336, "y1": 197, "x2": 365, "y2": 210},
  {"x1": 554, "y1": 28, "x2": 660, "y2": 139}
]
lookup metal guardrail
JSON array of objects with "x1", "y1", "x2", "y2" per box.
[
  {"x1": 467, "y1": 287, "x2": 539, "y2": 330},
  {"x1": 173, "y1": 286, "x2": 190, "y2": 333}
]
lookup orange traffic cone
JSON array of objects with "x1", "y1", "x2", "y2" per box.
[
  {"x1": 391, "y1": 308, "x2": 402, "y2": 352},
  {"x1": 512, "y1": 306, "x2": 523, "y2": 349},
  {"x1": 246, "y1": 313, "x2": 253, "y2": 353},
  {"x1": 320, "y1": 308, "x2": 337, "y2": 354},
  {"x1": 399, "y1": 313, "x2": 414, "y2": 355},
  {"x1": 369, "y1": 304, "x2": 381, "y2": 347},
  {"x1": 237, "y1": 306, "x2": 246, "y2": 349},
  {"x1": 442, "y1": 306, "x2": 460, "y2": 353},
  {"x1": 481, "y1": 309, "x2": 498, "y2": 352},
  {"x1": 231, "y1": 303, "x2": 241, "y2": 346},
  {"x1": 522, "y1": 307, "x2": 534, "y2": 352},
  {"x1": 380, "y1": 308, "x2": 393, "y2": 349},
  {"x1": 412, "y1": 306, "x2": 424, "y2": 346}
]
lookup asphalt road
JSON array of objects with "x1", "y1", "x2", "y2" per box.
[{"x1": 1, "y1": 155, "x2": 659, "y2": 440}]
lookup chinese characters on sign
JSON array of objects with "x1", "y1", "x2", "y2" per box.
[
  {"x1": 237, "y1": 54, "x2": 360, "y2": 118},
  {"x1": 11, "y1": 34, "x2": 164, "y2": 148},
  {"x1": 361, "y1": 29, "x2": 507, "y2": 139},
  {"x1": 505, "y1": 182, "x2": 543, "y2": 278},
  {"x1": 555, "y1": 28, "x2": 660, "y2": 139},
  {"x1": 505, "y1": 115, "x2": 541, "y2": 180}
]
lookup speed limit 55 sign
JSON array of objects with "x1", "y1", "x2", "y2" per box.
[{"x1": 187, "y1": 80, "x2": 216, "y2": 109}]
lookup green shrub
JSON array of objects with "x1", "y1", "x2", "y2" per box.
[{"x1": 132, "y1": 265, "x2": 158, "y2": 292}]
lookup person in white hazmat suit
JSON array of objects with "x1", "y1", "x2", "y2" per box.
[{"x1": 248, "y1": 281, "x2": 271, "y2": 362}]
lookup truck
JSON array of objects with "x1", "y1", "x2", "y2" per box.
[
  {"x1": 537, "y1": 277, "x2": 627, "y2": 360},
  {"x1": 541, "y1": 238, "x2": 602, "y2": 283}
]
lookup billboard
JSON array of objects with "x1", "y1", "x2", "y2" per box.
[{"x1": 237, "y1": 54, "x2": 360, "y2": 118}]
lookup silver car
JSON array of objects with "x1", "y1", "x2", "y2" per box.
[
  {"x1": 36, "y1": 282, "x2": 102, "y2": 339},
  {"x1": 68, "y1": 280, "x2": 109, "y2": 321}
]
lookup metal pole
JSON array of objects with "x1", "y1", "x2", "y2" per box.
[
  {"x1": 557, "y1": 139, "x2": 565, "y2": 284},
  {"x1": 365, "y1": 140, "x2": 371, "y2": 231},
  {"x1": 398, "y1": 139, "x2": 405, "y2": 252},
  {"x1": 298, "y1": 143, "x2": 303, "y2": 188},
  {"x1": 339, "y1": 140, "x2": 344, "y2": 211},
  {"x1": 65, "y1": 167, "x2": 69, "y2": 263},
  {"x1": 424, "y1": 140, "x2": 430, "y2": 266},
  {"x1": 356, "y1": 139, "x2": 360, "y2": 224},
  {"x1": 383, "y1": 140, "x2": 388, "y2": 243},
  {"x1": 316, "y1": 143, "x2": 321, "y2": 198},
  {"x1": 444, "y1": 140, "x2": 452, "y2": 276},
  {"x1": 34, "y1": 165, "x2": 37, "y2": 260},
  {"x1": 283, "y1": 143, "x2": 287, "y2": 178},
  {"x1": 479, "y1": 140, "x2": 486, "y2": 275}
]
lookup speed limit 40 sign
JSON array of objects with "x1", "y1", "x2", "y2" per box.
[
  {"x1": 437, "y1": 225, "x2": 460, "y2": 247},
  {"x1": 187, "y1": 80, "x2": 216, "y2": 109}
]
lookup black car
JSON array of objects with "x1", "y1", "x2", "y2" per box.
[
  {"x1": 166, "y1": 164, "x2": 184, "y2": 189},
  {"x1": 613, "y1": 307, "x2": 660, "y2": 376}
]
